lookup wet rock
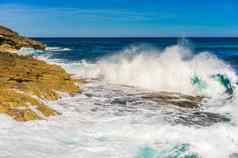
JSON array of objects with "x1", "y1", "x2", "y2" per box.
[
  {"x1": 135, "y1": 92, "x2": 230, "y2": 126},
  {"x1": 111, "y1": 98, "x2": 128, "y2": 105},
  {"x1": 141, "y1": 91, "x2": 204, "y2": 109},
  {"x1": 170, "y1": 111, "x2": 230, "y2": 127}
]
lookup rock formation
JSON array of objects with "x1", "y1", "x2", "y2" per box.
[
  {"x1": 0, "y1": 25, "x2": 80, "y2": 121},
  {"x1": 0, "y1": 25, "x2": 46, "y2": 53},
  {"x1": 141, "y1": 91, "x2": 204, "y2": 109}
]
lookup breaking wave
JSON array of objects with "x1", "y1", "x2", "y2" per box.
[
  {"x1": 17, "y1": 47, "x2": 71, "y2": 57},
  {"x1": 6, "y1": 42, "x2": 238, "y2": 158},
  {"x1": 61, "y1": 45, "x2": 238, "y2": 97}
]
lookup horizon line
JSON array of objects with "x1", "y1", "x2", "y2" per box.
[{"x1": 31, "y1": 36, "x2": 238, "y2": 38}]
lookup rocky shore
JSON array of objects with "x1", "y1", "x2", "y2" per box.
[
  {"x1": 0, "y1": 25, "x2": 80, "y2": 121},
  {"x1": 0, "y1": 25, "x2": 46, "y2": 53},
  {"x1": 0, "y1": 25, "x2": 206, "y2": 121}
]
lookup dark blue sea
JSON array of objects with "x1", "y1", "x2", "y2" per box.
[{"x1": 36, "y1": 37, "x2": 238, "y2": 69}]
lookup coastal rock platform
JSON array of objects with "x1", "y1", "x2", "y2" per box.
[
  {"x1": 0, "y1": 25, "x2": 80, "y2": 121},
  {"x1": 0, "y1": 51, "x2": 80, "y2": 121}
]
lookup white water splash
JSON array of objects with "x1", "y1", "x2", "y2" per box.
[
  {"x1": 46, "y1": 47, "x2": 71, "y2": 52},
  {"x1": 18, "y1": 47, "x2": 44, "y2": 56},
  {"x1": 0, "y1": 81, "x2": 237, "y2": 158},
  {"x1": 59, "y1": 45, "x2": 237, "y2": 97},
  {"x1": 3, "y1": 44, "x2": 238, "y2": 158}
]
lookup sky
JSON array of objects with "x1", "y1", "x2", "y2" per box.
[{"x1": 0, "y1": 0, "x2": 237, "y2": 37}]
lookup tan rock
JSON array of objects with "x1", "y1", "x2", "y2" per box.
[
  {"x1": 0, "y1": 25, "x2": 46, "y2": 51},
  {"x1": 0, "y1": 25, "x2": 81, "y2": 121},
  {"x1": 0, "y1": 51, "x2": 80, "y2": 121}
]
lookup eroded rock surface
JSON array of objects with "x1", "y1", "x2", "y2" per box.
[
  {"x1": 0, "y1": 51, "x2": 80, "y2": 121},
  {"x1": 0, "y1": 25, "x2": 46, "y2": 53},
  {"x1": 0, "y1": 25, "x2": 80, "y2": 121}
]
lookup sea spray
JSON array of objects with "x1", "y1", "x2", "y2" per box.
[
  {"x1": 60, "y1": 45, "x2": 237, "y2": 97},
  {"x1": 14, "y1": 42, "x2": 238, "y2": 158}
]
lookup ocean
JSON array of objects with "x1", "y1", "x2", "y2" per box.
[{"x1": 2, "y1": 38, "x2": 238, "y2": 158}]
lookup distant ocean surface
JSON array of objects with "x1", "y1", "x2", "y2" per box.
[
  {"x1": 5, "y1": 37, "x2": 238, "y2": 158},
  {"x1": 36, "y1": 37, "x2": 238, "y2": 69}
]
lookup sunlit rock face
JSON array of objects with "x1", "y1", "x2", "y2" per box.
[
  {"x1": 0, "y1": 25, "x2": 80, "y2": 121},
  {"x1": 0, "y1": 25, "x2": 46, "y2": 53},
  {"x1": 0, "y1": 51, "x2": 80, "y2": 121}
]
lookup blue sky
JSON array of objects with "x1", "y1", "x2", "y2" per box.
[{"x1": 0, "y1": 0, "x2": 237, "y2": 37}]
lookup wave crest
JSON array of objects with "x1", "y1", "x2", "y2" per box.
[{"x1": 60, "y1": 45, "x2": 238, "y2": 97}]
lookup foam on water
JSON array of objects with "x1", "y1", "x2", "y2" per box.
[
  {"x1": 2, "y1": 44, "x2": 238, "y2": 158},
  {"x1": 1, "y1": 81, "x2": 238, "y2": 158},
  {"x1": 57, "y1": 45, "x2": 238, "y2": 98},
  {"x1": 18, "y1": 47, "x2": 45, "y2": 56},
  {"x1": 46, "y1": 47, "x2": 72, "y2": 52}
]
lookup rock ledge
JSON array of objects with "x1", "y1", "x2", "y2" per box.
[
  {"x1": 0, "y1": 26, "x2": 80, "y2": 121},
  {"x1": 0, "y1": 25, "x2": 46, "y2": 53}
]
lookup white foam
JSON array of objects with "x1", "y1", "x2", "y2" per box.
[
  {"x1": 57, "y1": 45, "x2": 237, "y2": 98},
  {"x1": 0, "y1": 81, "x2": 237, "y2": 158},
  {"x1": 46, "y1": 47, "x2": 71, "y2": 52},
  {"x1": 18, "y1": 47, "x2": 44, "y2": 56},
  {"x1": 3, "y1": 44, "x2": 237, "y2": 158}
]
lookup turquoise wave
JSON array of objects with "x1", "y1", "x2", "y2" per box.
[
  {"x1": 136, "y1": 144, "x2": 199, "y2": 158},
  {"x1": 191, "y1": 73, "x2": 234, "y2": 95}
]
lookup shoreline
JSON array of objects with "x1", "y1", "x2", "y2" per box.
[{"x1": 0, "y1": 25, "x2": 81, "y2": 121}]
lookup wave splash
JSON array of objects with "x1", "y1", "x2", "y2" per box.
[
  {"x1": 66, "y1": 45, "x2": 237, "y2": 97},
  {"x1": 8, "y1": 43, "x2": 238, "y2": 158}
]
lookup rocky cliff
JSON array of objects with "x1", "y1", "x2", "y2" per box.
[
  {"x1": 0, "y1": 25, "x2": 80, "y2": 121},
  {"x1": 0, "y1": 25, "x2": 46, "y2": 53}
]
